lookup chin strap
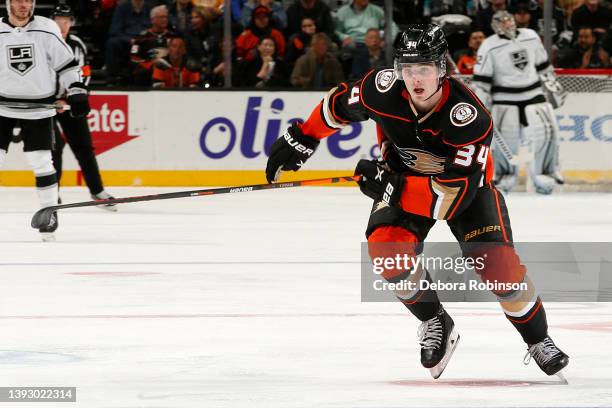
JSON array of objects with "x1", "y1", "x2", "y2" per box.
[{"x1": 423, "y1": 76, "x2": 446, "y2": 101}]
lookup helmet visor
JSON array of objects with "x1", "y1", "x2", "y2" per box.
[{"x1": 394, "y1": 61, "x2": 443, "y2": 82}]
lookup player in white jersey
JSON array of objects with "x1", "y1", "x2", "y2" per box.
[
  {"x1": 472, "y1": 10, "x2": 565, "y2": 194},
  {"x1": 0, "y1": 0, "x2": 90, "y2": 241}
]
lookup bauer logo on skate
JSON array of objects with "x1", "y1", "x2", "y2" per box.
[{"x1": 87, "y1": 95, "x2": 139, "y2": 155}]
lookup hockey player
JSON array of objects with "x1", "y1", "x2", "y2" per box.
[
  {"x1": 265, "y1": 24, "x2": 569, "y2": 379},
  {"x1": 0, "y1": 0, "x2": 90, "y2": 240},
  {"x1": 472, "y1": 10, "x2": 565, "y2": 194},
  {"x1": 51, "y1": 3, "x2": 116, "y2": 211}
]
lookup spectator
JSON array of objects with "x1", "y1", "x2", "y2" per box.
[
  {"x1": 512, "y1": 1, "x2": 532, "y2": 28},
  {"x1": 193, "y1": 0, "x2": 224, "y2": 14},
  {"x1": 235, "y1": 5, "x2": 286, "y2": 60},
  {"x1": 570, "y1": 0, "x2": 611, "y2": 38},
  {"x1": 335, "y1": 0, "x2": 397, "y2": 77},
  {"x1": 153, "y1": 36, "x2": 202, "y2": 87},
  {"x1": 286, "y1": 0, "x2": 335, "y2": 38},
  {"x1": 105, "y1": 0, "x2": 152, "y2": 84},
  {"x1": 186, "y1": 6, "x2": 222, "y2": 77},
  {"x1": 285, "y1": 17, "x2": 316, "y2": 68},
  {"x1": 291, "y1": 32, "x2": 344, "y2": 88},
  {"x1": 131, "y1": 5, "x2": 176, "y2": 86},
  {"x1": 334, "y1": 0, "x2": 398, "y2": 47},
  {"x1": 350, "y1": 28, "x2": 386, "y2": 78},
  {"x1": 168, "y1": 0, "x2": 194, "y2": 35},
  {"x1": 559, "y1": 26, "x2": 610, "y2": 68},
  {"x1": 530, "y1": 0, "x2": 566, "y2": 43},
  {"x1": 474, "y1": 0, "x2": 507, "y2": 36},
  {"x1": 79, "y1": 0, "x2": 115, "y2": 69},
  {"x1": 238, "y1": 37, "x2": 290, "y2": 87},
  {"x1": 242, "y1": 0, "x2": 287, "y2": 30},
  {"x1": 454, "y1": 30, "x2": 485, "y2": 74}
]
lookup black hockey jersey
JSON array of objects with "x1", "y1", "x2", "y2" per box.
[{"x1": 301, "y1": 67, "x2": 494, "y2": 220}]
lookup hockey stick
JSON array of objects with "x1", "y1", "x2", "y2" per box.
[
  {"x1": 492, "y1": 126, "x2": 517, "y2": 164},
  {"x1": 31, "y1": 175, "x2": 361, "y2": 229},
  {"x1": 0, "y1": 101, "x2": 71, "y2": 110}
]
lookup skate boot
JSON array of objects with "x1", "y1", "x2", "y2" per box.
[
  {"x1": 524, "y1": 335, "x2": 569, "y2": 377},
  {"x1": 494, "y1": 173, "x2": 518, "y2": 193},
  {"x1": 39, "y1": 211, "x2": 58, "y2": 242},
  {"x1": 91, "y1": 190, "x2": 117, "y2": 212},
  {"x1": 532, "y1": 174, "x2": 555, "y2": 195},
  {"x1": 418, "y1": 307, "x2": 460, "y2": 379}
]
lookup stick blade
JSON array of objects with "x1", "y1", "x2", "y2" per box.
[{"x1": 31, "y1": 207, "x2": 54, "y2": 229}]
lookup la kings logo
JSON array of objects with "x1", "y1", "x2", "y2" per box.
[
  {"x1": 511, "y1": 49, "x2": 529, "y2": 71},
  {"x1": 7, "y1": 44, "x2": 36, "y2": 75}
]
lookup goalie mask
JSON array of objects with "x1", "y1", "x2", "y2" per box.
[
  {"x1": 491, "y1": 10, "x2": 517, "y2": 40},
  {"x1": 394, "y1": 24, "x2": 448, "y2": 100}
]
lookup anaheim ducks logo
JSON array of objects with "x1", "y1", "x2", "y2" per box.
[
  {"x1": 395, "y1": 147, "x2": 446, "y2": 174},
  {"x1": 450, "y1": 103, "x2": 478, "y2": 127},
  {"x1": 375, "y1": 69, "x2": 397, "y2": 93}
]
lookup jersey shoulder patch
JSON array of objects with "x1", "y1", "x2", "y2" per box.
[
  {"x1": 360, "y1": 66, "x2": 405, "y2": 114},
  {"x1": 440, "y1": 78, "x2": 492, "y2": 146},
  {"x1": 374, "y1": 68, "x2": 397, "y2": 93},
  {"x1": 449, "y1": 102, "x2": 478, "y2": 127}
]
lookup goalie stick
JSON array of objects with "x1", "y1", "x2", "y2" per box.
[
  {"x1": 31, "y1": 175, "x2": 360, "y2": 229},
  {"x1": 0, "y1": 101, "x2": 70, "y2": 110},
  {"x1": 492, "y1": 126, "x2": 517, "y2": 164}
]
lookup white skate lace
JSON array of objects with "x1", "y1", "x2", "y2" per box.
[
  {"x1": 418, "y1": 316, "x2": 443, "y2": 350},
  {"x1": 523, "y1": 337, "x2": 560, "y2": 366}
]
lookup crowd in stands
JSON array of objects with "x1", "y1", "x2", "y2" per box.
[{"x1": 14, "y1": 0, "x2": 612, "y2": 88}]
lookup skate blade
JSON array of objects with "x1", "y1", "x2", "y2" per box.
[
  {"x1": 555, "y1": 370, "x2": 568, "y2": 385},
  {"x1": 97, "y1": 204, "x2": 118, "y2": 212},
  {"x1": 41, "y1": 232, "x2": 56, "y2": 242},
  {"x1": 429, "y1": 328, "x2": 460, "y2": 380}
]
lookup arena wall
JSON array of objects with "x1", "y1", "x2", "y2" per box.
[{"x1": 1, "y1": 90, "x2": 610, "y2": 186}]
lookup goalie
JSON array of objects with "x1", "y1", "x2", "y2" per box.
[{"x1": 472, "y1": 11, "x2": 566, "y2": 194}]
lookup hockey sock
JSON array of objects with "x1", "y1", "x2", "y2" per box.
[
  {"x1": 498, "y1": 277, "x2": 548, "y2": 344},
  {"x1": 25, "y1": 150, "x2": 59, "y2": 208},
  {"x1": 395, "y1": 267, "x2": 442, "y2": 322}
]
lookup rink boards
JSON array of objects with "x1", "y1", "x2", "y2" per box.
[{"x1": 0, "y1": 90, "x2": 611, "y2": 186}]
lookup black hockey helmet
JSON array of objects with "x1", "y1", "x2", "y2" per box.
[
  {"x1": 394, "y1": 24, "x2": 448, "y2": 96},
  {"x1": 51, "y1": 1, "x2": 74, "y2": 19}
]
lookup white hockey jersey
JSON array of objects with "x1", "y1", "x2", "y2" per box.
[
  {"x1": 473, "y1": 28, "x2": 553, "y2": 105},
  {"x1": 0, "y1": 16, "x2": 80, "y2": 119}
]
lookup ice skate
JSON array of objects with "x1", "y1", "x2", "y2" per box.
[
  {"x1": 39, "y1": 211, "x2": 58, "y2": 242},
  {"x1": 524, "y1": 335, "x2": 569, "y2": 379},
  {"x1": 532, "y1": 174, "x2": 555, "y2": 195},
  {"x1": 494, "y1": 173, "x2": 518, "y2": 193},
  {"x1": 91, "y1": 191, "x2": 117, "y2": 212},
  {"x1": 418, "y1": 307, "x2": 460, "y2": 379}
]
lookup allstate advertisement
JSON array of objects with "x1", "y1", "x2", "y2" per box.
[{"x1": 1, "y1": 89, "x2": 610, "y2": 186}]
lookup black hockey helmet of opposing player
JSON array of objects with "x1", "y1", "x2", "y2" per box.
[
  {"x1": 393, "y1": 24, "x2": 448, "y2": 77},
  {"x1": 51, "y1": 1, "x2": 74, "y2": 19}
]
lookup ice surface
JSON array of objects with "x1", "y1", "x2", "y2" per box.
[{"x1": 0, "y1": 187, "x2": 611, "y2": 407}]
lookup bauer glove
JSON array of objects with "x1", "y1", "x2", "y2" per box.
[
  {"x1": 67, "y1": 82, "x2": 90, "y2": 118},
  {"x1": 265, "y1": 122, "x2": 320, "y2": 183},
  {"x1": 354, "y1": 159, "x2": 405, "y2": 206}
]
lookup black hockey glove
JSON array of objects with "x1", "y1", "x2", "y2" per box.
[
  {"x1": 354, "y1": 159, "x2": 405, "y2": 206},
  {"x1": 67, "y1": 82, "x2": 90, "y2": 118},
  {"x1": 265, "y1": 122, "x2": 320, "y2": 183}
]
